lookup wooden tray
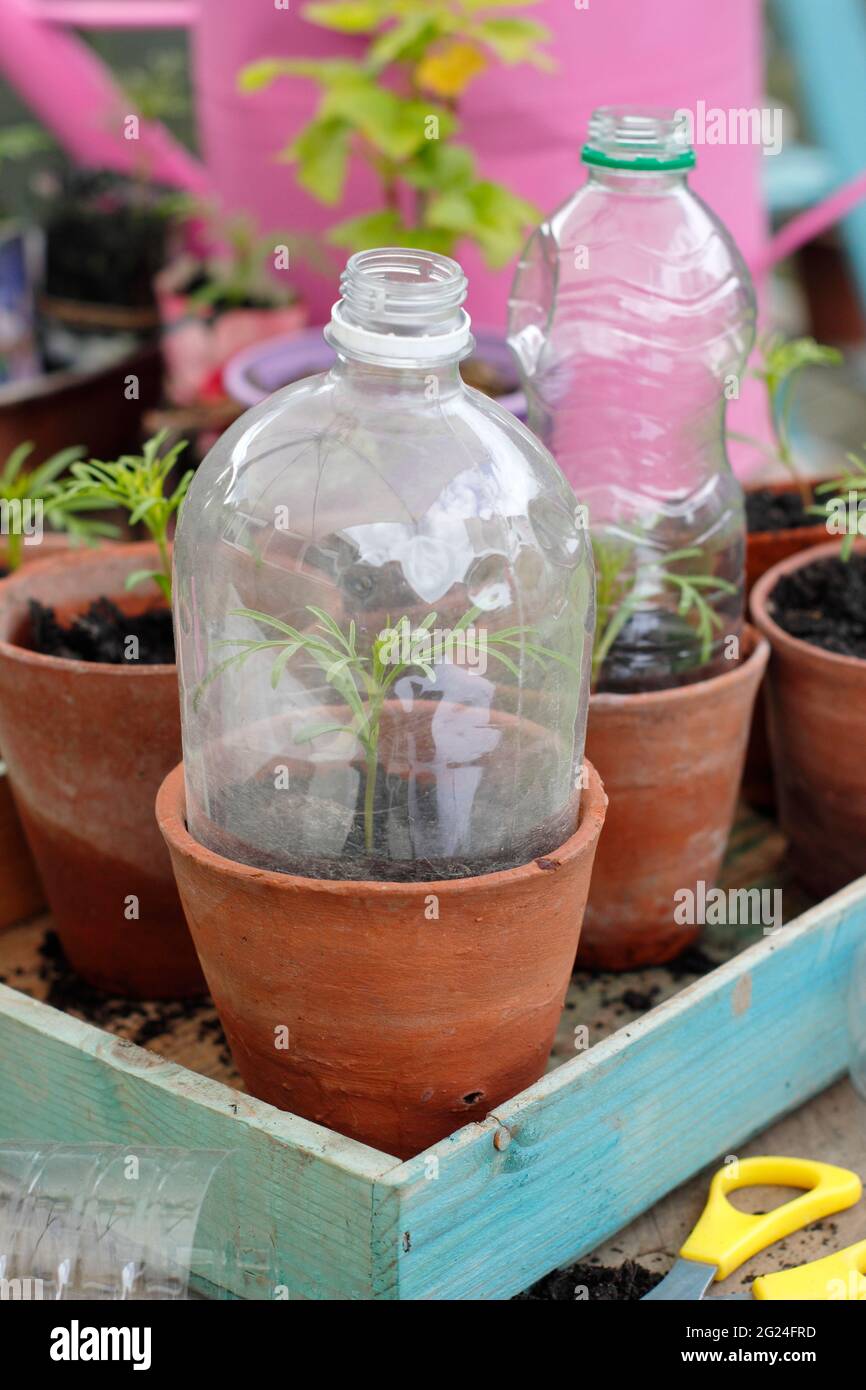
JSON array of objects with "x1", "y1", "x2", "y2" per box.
[{"x1": 0, "y1": 804, "x2": 863, "y2": 1300}]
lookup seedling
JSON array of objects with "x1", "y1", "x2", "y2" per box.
[
  {"x1": 731, "y1": 333, "x2": 843, "y2": 504},
  {"x1": 811, "y1": 446, "x2": 866, "y2": 561},
  {"x1": 591, "y1": 536, "x2": 736, "y2": 688},
  {"x1": 239, "y1": 0, "x2": 550, "y2": 268},
  {"x1": 200, "y1": 602, "x2": 577, "y2": 852},
  {"x1": 0, "y1": 442, "x2": 116, "y2": 571},
  {"x1": 56, "y1": 432, "x2": 193, "y2": 602}
]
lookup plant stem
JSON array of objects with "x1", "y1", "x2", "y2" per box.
[{"x1": 362, "y1": 691, "x2": 384, "y2": 853}]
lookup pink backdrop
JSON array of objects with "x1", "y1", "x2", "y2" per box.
[{"x1": 192, "y1": 0, "x2": 768, "y2": 328}]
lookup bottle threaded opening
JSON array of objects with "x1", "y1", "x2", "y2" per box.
[
  {"x1": 582, "y1": 106, "x2": 695, "y2": 171},
  {"x1": 327, "y1": 248, "x2": 472, "y2": 364}
]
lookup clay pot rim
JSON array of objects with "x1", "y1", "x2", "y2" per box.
[
  {"x1": 590, "y1": 623, "x2": 768, "y2": 710},
  {"x1": 0, "y1": 541, "x2": 176, "y2": 678},
  {"x1": 750, "y1": 537, "x2": 866, "y2": 674},
  {"x1": 157, "y1": 757, "x2": 608, "y2": 899}
]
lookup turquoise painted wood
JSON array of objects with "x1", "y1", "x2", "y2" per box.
[
  {"x1": 0, "y1": 986, "x2": 401, "y2": 1300},
  {"x1": 371, "y1": 877, "x2": 866, "y2": 1299},
  {"x1": 1, "y1": 876, "x2": 864, "y2": 1299}
]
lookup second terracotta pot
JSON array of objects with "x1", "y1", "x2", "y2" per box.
[
  {"x1": 578, "y1": 627, "x2": 769, "y2": 971},
  {"x1": 157, "y1": 760, "x2": 607, "y2": 1159},
  {"x1": 743, "y1": 479, "x2": 829, "y2": 811},
  {"x1": 751, "y1": 540, "x2": 866, "y2": 899},
  {"x1": 0, "y1": 544, "x2": 204, "y2": 997}
]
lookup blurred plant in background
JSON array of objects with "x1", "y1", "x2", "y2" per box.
[
  {"x1": 240, "y1": 0, "x2": 552, "y2": 267},
  {"x1": 731, "y1": 333, "x2": 843, "y2": 502}
]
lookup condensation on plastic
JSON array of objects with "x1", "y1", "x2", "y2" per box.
[
  {"x1": 0, "y1": 1144, "x2": 225, "y2": 1300},
  {"x1": 849, "y1": 943, "x2": 866, "y2": 1103},
  {"x1": 174, "y1": 248, "x2": 595, "y2": 883},
  {"x1": 508, "y1": 108, "x2": 755, "y2": 693}
]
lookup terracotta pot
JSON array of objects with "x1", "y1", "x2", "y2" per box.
[
  {"x1": 157, "y1": 760, "x2": 607, "y2": 1159},
  {"x1": 578, "y1": 627, "x2": 769, "y2": 971},
  {"x1": 743, "y1": 479, "x2": 829, "y2": 810},
  {"x1": 750, "y1": 540, "x2": 866, "y2": 899},
  {"x1": 0, "y1": 345, "x2": 162, "y2": 464},
  {"x1": 0, "y1": 544, "x2": 204, "y2": 997},
  {"x1": 745, "y1": 479, "x2": 829, "y2": 597}
]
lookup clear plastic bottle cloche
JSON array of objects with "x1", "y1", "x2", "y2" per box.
[
  {"x1": 508, "y1": 108, "x2": 755, "y2": 692},
  {"x1": 174, "y1": 248, "x2": 594, "y2": 882}
]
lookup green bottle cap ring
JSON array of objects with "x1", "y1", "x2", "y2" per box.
[{"x1": 581, "y1": 145, "x2": 696, "y2": 172}]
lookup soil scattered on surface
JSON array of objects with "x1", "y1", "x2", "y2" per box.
[
  {"x1": 746, "y1": 486, "x2": 817, "y2": 534},
  {"x1": 769, "y1": 554, "x2": 866, "y2": 660},
  {"x1": 514, "y1": 1259, "x2": 662, "y2": 1301},
  {"x1": 28, "y1": 597, "x2": 175, "y2": 665},
  {"x1": 33, "y1": 930, "x2": 229, "y2": 1062}
]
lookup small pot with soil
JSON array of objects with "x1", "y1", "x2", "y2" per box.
[
  {"x1": 738, "y1": 334, "x2": 843, "y2": 808},
  {"x1": 0, "y1": 543, "x2": 204, "y2": 996},
  {"x1": 751, "y1": 539, "x2": 866, "y2": 898},
  {"x1": 579, "y1": 626, "x2": 768, "y2": 970},
  {"x1": 158, "y1": 757, "x2": 606, "y2": 1159},
  {"x1": 155, "y1": 214, "x2": 308, "y2": 406}
]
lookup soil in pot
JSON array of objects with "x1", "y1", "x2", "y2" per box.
[
  {"x1": 767, "y1": 553, "x2": 866, "y2": 659},
  {"x1": 0, "y1": 544, "x2": 203, "y2": 998},
  {"x1": 28, "y1": 597, "x2": 175, "y2": 665},
  {"x1": 203, "y1": 770, "x2": 576, "y2": 884},
  {"x1": 750, "y1": 539, "x2": 866, "y2": 899},
  {"x1": 746, "y1": 485, "x2": 818, "y2": 534}
]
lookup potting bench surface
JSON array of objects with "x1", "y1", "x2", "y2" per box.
[{"x1": 0, "y1": 802, "x2": 863, "y2": 1300}]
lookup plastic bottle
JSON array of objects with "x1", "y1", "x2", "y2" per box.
[
  {"x1": 508, "y1": 108, "x2": 756, "y2": 692},
  {"x1": 174, "y1": 248, "x2": 594, "y2": 882}
]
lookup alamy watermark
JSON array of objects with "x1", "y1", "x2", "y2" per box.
[
  {"x1": 674, "y1": 103, "x2": 783, "y2": 157},
  {"x1": 674, "y1": 881, "x2": 782, "y2": 933},
  {"x1": 0, "y1": 497, "x2": 43, "y2": 546},
  {"x1": 378, "y1": 616, "x2": 488, "y2": 675}
]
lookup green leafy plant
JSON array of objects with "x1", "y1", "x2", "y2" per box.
[
  {"x1": 810, "y1": 447, "x2": 866, "y2": 562},
  {"x1": 56, "y1": 432, "x2": 193, "y2": 602},
  {"x1": 0, "y1": 442, "x2": 117, "y2": 571},
  {"x1": 200, "y1": 601, "x2": 576, "y2": 851},
  {"x1": 239, "y1": 0, "x2": 551, "y2": 267},
  {"x1": 167, "y1": 199, "x2": 331, "y2": 311},
  {"x1": 591, "y1": 537, "x2": 736, "y2": 688},
  {"x1": 731, "y1": 333, "x2": 843, "y2": 504}
]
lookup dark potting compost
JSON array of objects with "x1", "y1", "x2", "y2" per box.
[
  {"x1": 203, "y1": 767, "x2": 577, "y2": 883},
  {"x1": 28, "y1": 597, "x2": 175, "y2": 665},
  {"x1": 28, "y1": 929, "x2": 230, "y2": 1064},
  {"x1": 746, "y1": 487, "x2": 816, "y2": 534},
  {"x1": 514, "y1": 1259, "x2": 663, "y2": 1300},
  {"x1": 768, "y1": 554, "x2": 866, "y2": 660}
]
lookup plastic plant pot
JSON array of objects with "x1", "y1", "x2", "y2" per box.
[{"x1": 222, "y1": 325, "x2": 527, "y2": 418}]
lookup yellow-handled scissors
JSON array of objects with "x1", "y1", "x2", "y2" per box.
[{"x1": 643, "y1": 1156, "x2": 862, "y2": 1300}]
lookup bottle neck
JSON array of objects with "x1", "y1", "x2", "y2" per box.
[
  {"x1": 587, "y1": 165, "x2": 688, "y2": 195},
  {"x1": 330, "y1": 350, "x2": 464, "y2": 400}
]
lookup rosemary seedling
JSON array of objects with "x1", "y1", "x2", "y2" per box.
[
  {"x1": 810, "y1": 446, "x2": 866, "y2": 562},
  {"x1": 57, "y1": 431, "x2": 193, "y2": 602},
  {"x1": 730, "y1": 333, "x2": 843, "y2": 504},
  {"x1": 201, "y1": 602, "x2": 578, "y2": 853},
  {"x1": 591, "y1": 537, "x2": 736, "y2": 687},
  {"x1": 0, "y1": 442, "x2": 116, "y2": 570}
]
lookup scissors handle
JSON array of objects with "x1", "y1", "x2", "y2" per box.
[
  {"x1": 680, "y1": 1157, "x2": 862, "y2": 1281},
  {"x1": 752, "y1": 1239, "x2": 866, "y2": 1300}
]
